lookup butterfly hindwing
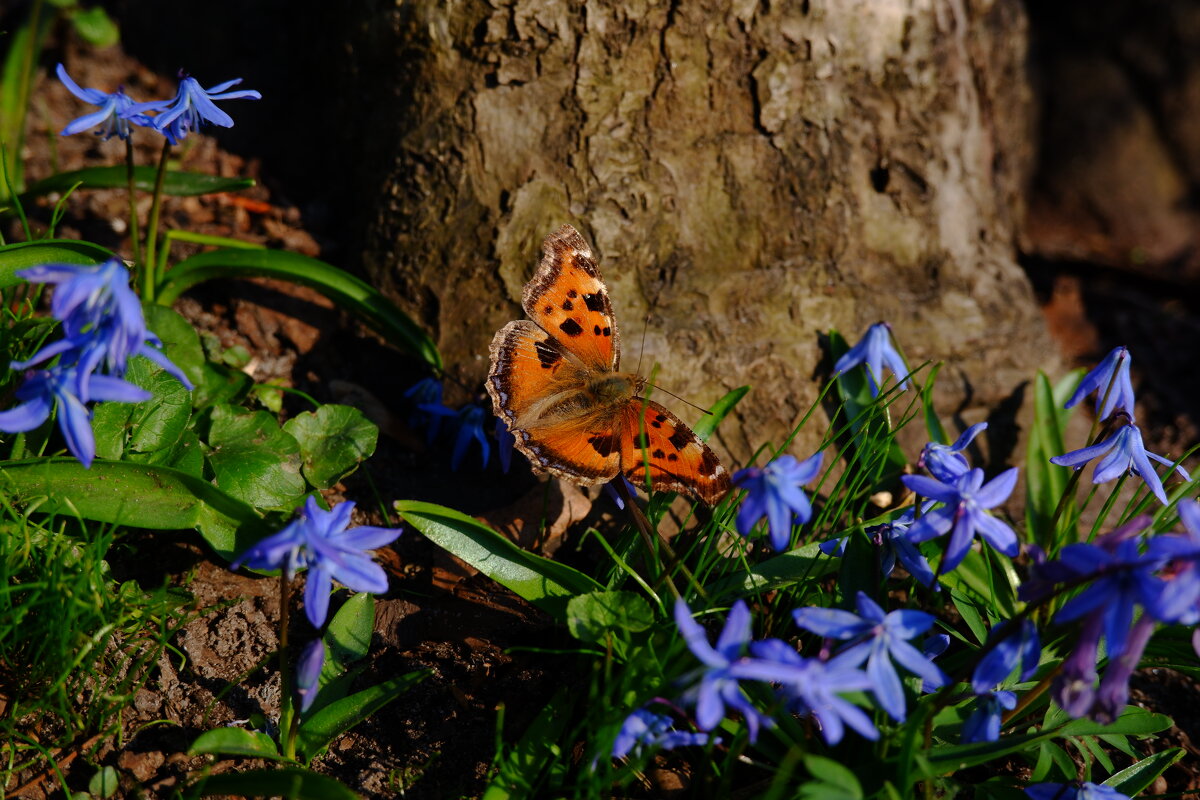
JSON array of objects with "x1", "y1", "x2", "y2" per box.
[
  {"x1": 619, "y1": 399, "x2": 731, "y2": 505},
  {"x1": 522, "y1": 224, "x2": 621, "y2": 372},
  {"x1": 510, "y1": 410, "x2": 623, "y2": 486}
]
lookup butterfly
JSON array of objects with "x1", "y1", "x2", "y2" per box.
[{"x1": 487, "y1": 224, "x2": 731, "y2": 505}]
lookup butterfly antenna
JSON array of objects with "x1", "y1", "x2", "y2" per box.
[
  {"x1": 634, "y1": 314, "x2": 650, "y2": 377},
  {"x1": 647, "y1": 384, "x2": 714, "y2": 416}
]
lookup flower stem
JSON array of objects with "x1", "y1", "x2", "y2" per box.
[
  {"x1": 124, "y1": 137, "x2": 142, "y2": 270},
  {"x1": 142, "y1": 138, "x2": 171, "y2": 301},
  {"x1": 278, "y1": 571, "x2": 296, "y2": 760}
]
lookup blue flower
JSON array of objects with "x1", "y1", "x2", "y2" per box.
[
  {"x1": 833, "y1": 322, "x2": 911, "y2": 397},
  {"x1": 1146, "y1": 500, "x2": 1200, "y2": 624},
  {"x1": 734, "y1": 638, "x2": 878, "y2": 745},
  {"x1": 971, "y1": 619, "x2": 1040, "y2": 694},
  {"x1": 404, "y1": 377, "x2": 446, "y2": 443},
  {"x1": 130, "y1": 74, "x2": 261, "y2": 145},
  {"x1": 1064, "y1": 346, "x2": 1136, "y2": 421},
  {"x1": 920, "y1": 422, "x2": 988, "y2": 483},
  {"x1": 295, "y1": 639, "x2": 325, "y2": 713},
  {"x1": 56, "y1": 63, "x2": 154, "y2": 140},
  {"x1": 611, "y1": 708, "x2": 711, "y2": 759},
  {"x1": 732, "y1": 452, "x2": 822, "y2": 551},
  {"x1": 792, "y1": 591, "x2": 948, "y2": 721},
  {"x1": 0, "y1": 365, "x2": 147, "y2": 467},
  {"x1": 961, "y1": 689, "x2": 1016, "y2": 743},
  {"x1": 820, "y1": 504, "x2": 938, "y2": 587},
  {"x1": 232, "y1": 497, "x2": 400, "y2": 628},
  {"x1": 1050, "y1": 419, "x2": 1188, "y2": 505},
  {"x1": 13, "y1": 260, "x2": 192, "y2": 390},
  {"x1": 1093, "y1": 615, "x2": 1155, "y2": 724},
  {"x1": 1025, "y1": 782, "x2": 1130, "y2": 800},
  {"x1": 604, "y1": 475, "x2": 638, "y2": 510},
  {"x1": 452, "y1": 405, "x2": 490, "y2": 470},
  {"x1": 901, "y1": 467, "x2": 1020, "y2": 572},
  {"x1": 674, "y1": 599, "x2": 775, "y2": 742}
]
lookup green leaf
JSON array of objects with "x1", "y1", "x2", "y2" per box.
[
  {"x1": 20, "y1": 167, "x2": 254, "y2": 204},
  {"x1": 1105, "y1": 748, "x2": 1185, "y2": 796},
  {"x1": 0, "y1": 239, "x2": 115, "y2": 288},
  {"x1": 707, "y1": 542, "x2": 835, "y2": 599},
  {"x1": 692, "y1": 385, "x2": 749, "y2": 440},
  {"x1": 155, "y1": 248, "x2": 442, "y2": 370},
  {"x1": 566, "y1": 590, "x2": 654, "y2": 643},
  {"x1": 482, "y1": 686, "x2": 577, "y2": 800},
  {"x1": 920, "y1": 363, "x2": 948, "y2": 444},
  {"x1": 801, "y1": 755, "x2": 863, "y2": 800},
  {"x1": 187, "y1": 727, "x2": 282, "y2": 759},
  {"x1": 283, "y1": 405, "x2": 378, "y2": 490},
  {"x1": 296, "y1": 670, "x2": 428, "y2": 761},
  {"x1": 395, "y1": 500, "x2": 602, "y2": 618},
  {"x1": 129, "y1": 428, "x2": 205, "y2": 476},
  {"x1": 326, "y1": 593, "x2": 375, "y2": 668},
  {"x1": 189, "y1": 768, "x2": 359, "y2": 800},
  {"x1": 0, "y1": 458, "x2": 266, "y2": 561},
  {"x1": 88, "y1": 766, "x2": 120, "y2": 799},
  {"x1": 206, "y1": 405, "x2": 306, "y2": 510},
  {"x1": 125, "y1": 356, "x2": 192, "y2": 453},
  {"x1": 143, "y1": 304, "x2": 207, "y2": 386},
  {"x1": 1026, "y1": 370, "x2": 1080, "y2": 548},
  {"x1": 68, "y1": 6, "x2": 119, "y2": 47}
]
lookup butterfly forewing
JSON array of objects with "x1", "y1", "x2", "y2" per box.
[{"x1": 522, "y1": 225, "x2": 621, "y2": 372}]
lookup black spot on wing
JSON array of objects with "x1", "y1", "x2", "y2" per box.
[
  {"x1": 668, "y1": 428, "x2": 691, "y2": 451},
  {"x1": 633, "y1": 431, "x2": 651, "y2": 449},
  {"x1": 535, "y1": 340, "x2": 561, "y2": 369},
  {"x1": 543, "y1": 305, "x2": 553, "y2": 315},
  {"x1": 700, "y1": 448, "x2": 721, "y2": 475},
  {"x1": 652, "y1": 449, "x2": 666, "y2": 459},
  {"x1": 602, "y1": 327, "x2": 611, "y2": 336},
  {"x1": 583, "y1": 292, "x2": 605, "y2": 312},
  {"x1": 559, "y1": 318, "x2": 584, "y2": 337},
  {"x1": 562, "y1": 299, "x2": 574, "y2": 311},
  {"x1": 567, "y1": 289, "x2": 578, "y2": 298},
  {"x1": 588, "y1": 433, "x2": 618, "y2": 456},
  {"x1": 593, "y1": 325, "x2": 602, "y2": 336}
]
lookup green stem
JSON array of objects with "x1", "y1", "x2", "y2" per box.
[
  {"x1": 278, "y1": 571, "x2": 296, "y2": 760},
  {"x1": 125, "y1": 137, "x2": 142, "y2": 268},
  {"x1": 142, "y1": 138, "x2": 172, "y2": 301}
]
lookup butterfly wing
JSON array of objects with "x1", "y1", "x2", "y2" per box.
[
  {"x1": 522, "y1": 224, "x2": 621, "y2": 372},
  {"x1": 619, "y1": 399, "x2": 731, "y2": 505}
]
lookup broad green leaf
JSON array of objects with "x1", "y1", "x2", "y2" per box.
[
  {"x1": 283, "y1": 405, "x2": 378, "y2": 490},
  {"x1": 189, "y1": 768, "x2": 359, "y2": 800},
  {"x1": 327, "y1": 593, "x2": 375, "y2": 668},
  {"x1": 566, "y1": 590, "x2": 654, "y2": 643},
  {"x1": 129, "y1": 428, "x2": 204, "y2": 476},
  {"x1": 88, "y1": 766, "x2": 119, "y2": 798},
  {"x1": 801, "y1": 755, "x2": 863, "y2": 800},
  {"x1": 1106, "y1": 748, "x2": 1185, "y2": 796},
  {"x1": 0, "y1": 239, "x2": 115, "y2": 288},
  {"x1": 125, "y1": 357, "x2": 192, "y2": 453},
  {"x1": 296, "y1": 670, "x2": 428, "y2": 761},
  {"x1": 142, "y1": 304, "x2": 207, "y2": 386},
  {"x1": 187, "y1": 727, "x2": 282, "y2": 759},
  {"x1": 20, "y1": 167, "x2": 254, "y2": 203},
  {"x1": 692, "y1": 385, "x2": 749, "y2": 440},
  {"x1": 707, "y1": 542, "x2": 835, "y2": 599},
  {"x1": 206, "y1": 405, "x2": 306, "y2": 510},
  {"x1": 156, "y1": 248, "x2": 442, "y2": 370},
  {"x1": 395, "y1": 500, "x2": 602, "y2": 618},
  {"x1": 0, "y1": 458, "x2": 266, "y2": 560},
  {"x1": 68, "y1": 6, "x2": 119, "y2": 47}
]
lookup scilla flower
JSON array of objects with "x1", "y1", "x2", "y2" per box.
[
  {"x1": 1050, "y1": 416, "x2": 1188, "y2": 505},
  {"x1": 1064, "y1": 346, "x2": 1136, "y2": 420},
  {"x1": 732, "y1": 452, "x2": 822, "y2": 551},
  {"x1": 833, "y1": 322, "x2": 911, "y2": 396},
  {"x1": 232, "y1": 498, "x2": 400, "y2": 628},
  {"x1": 130, "y1": 73, "x2": 261, "y2": 144},
  {"x1": 56, "y1": 63, "x2": 154, "y2": 140}
]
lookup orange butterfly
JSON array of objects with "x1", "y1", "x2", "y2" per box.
[{"x1": 487, "y1": 224, "x2": 731, "y2": 505}]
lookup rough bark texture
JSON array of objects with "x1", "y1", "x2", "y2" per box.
[{"x1": 351, "y1": 0, "x2": 1052, "y2": 465}]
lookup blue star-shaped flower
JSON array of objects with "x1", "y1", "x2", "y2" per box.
[
  {"x1": 1050, "y1": 419, "x2": 1189, "y2": 505},
  {"x1": 901, "y1": 467, "x2": 1019, "y2": 572},
  {"x1": 732, "y1": 452, "x2": 822, "y2": 551},
  {"x1": 0, "y1": 365, "x2": 148, "y2": 467},
  {"x1": 129, "y1": 74, "x2": 261, "y2": 145},
  {"x1": 674, "y1": 598, "x2": 774, "y2": 742},
  {"x1": 232, "y1": 497, "x2": 400, "y2": 628},
  {"x1": 734, "y1": 638, "x2": 878, "y2": 745},
  {"x1": 920, "y1": 422, "x2": 988, "y2": 483},
  {"x1": 971, "y1": 619, "x2": 1040, "y2": 693},
  {"x1": 1025, "y1": 782, "x2": 1130, "y2": 800},
  {"x1": 1064, "y1": 346, "x2": 1136, "y2": 421},
  {"x1": 792, "y1": 591, "x2": 948, "y2": 721},
  {"x1": 833, "y1": 322, "x2": 911, "y2": 397},
  {"x1": 611, "y1": 708, "x2": 711, "y2": 759},
  {"x1": 56, "y1": 63, "x2": 154, "y2": 140},
  {"x1": 1146, "y1": 500, "x2": 1200, "y2": 625},
  {"x1": 820, "y1": 505, "x2": 938, "y2": 586},
  {"x1": 961, "y1": 688, "x2": 1016, "y2": 743}
]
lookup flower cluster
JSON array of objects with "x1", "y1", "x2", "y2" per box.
[
  {"x1": 1050, "y1": 346, "x2": 1188, "y2": 504},
  {"x1": 403, "y1": 378, "x2": 512, "y2": 472},
  {"x1": 58, "y1": 63, "x2": 260, "y2": 144},
  {"x1": 731, "y1": 452, "x2": 822, "y2": 551},
  {"x1": 0, "y1": 260, "x2": 191, "y2": 466}
]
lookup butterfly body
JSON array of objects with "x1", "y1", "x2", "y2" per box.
[{"x1": 487, "y1": 224, "x2": 730, "y2": 505}]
